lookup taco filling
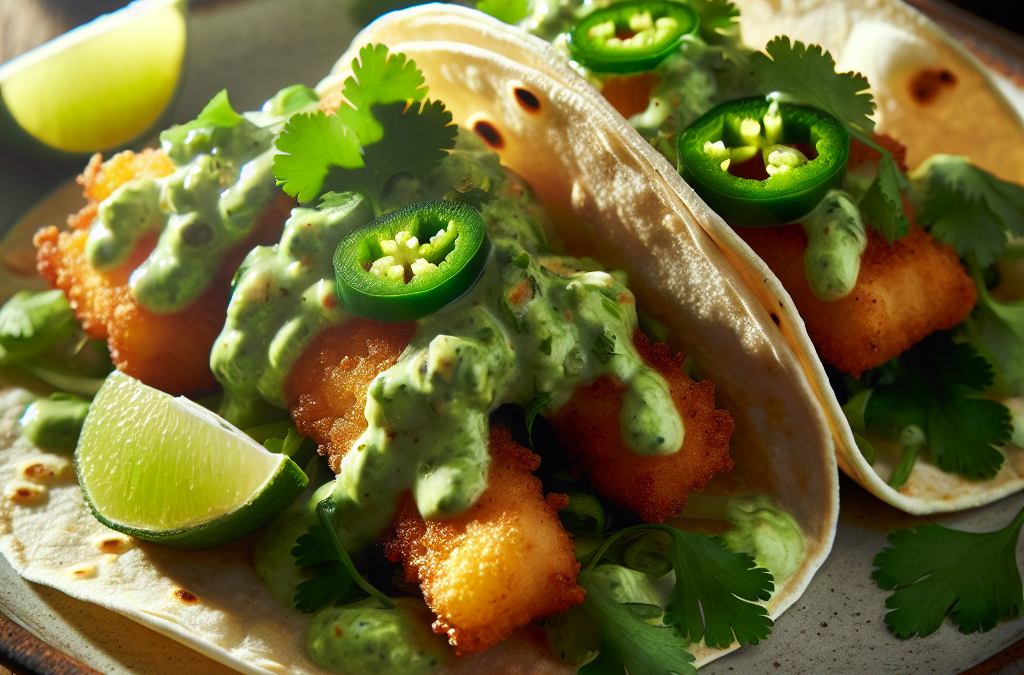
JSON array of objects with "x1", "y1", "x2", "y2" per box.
[
  {"x1": 0, "y1": 39, "x2": 829, "y2": 674},
  {"x1": 493, "y1": 0, "x2": 1024, "y2": 498}
]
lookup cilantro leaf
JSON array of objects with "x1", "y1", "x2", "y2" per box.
[
  {"x1": 159, "y1": 89, "x2": 255, "y2": 164},
  {"x1": 524, "y1": 390, "x2": 550, "y2": 448},
  {"x1": 476, "y1": 0, "x2": 532, "y2": 24},
  {"x1": 272, "y1": 44, "x2": 457, "y2": 214},
  {"x1": 911, "y1": 155, "x2": 1024, "y2": 269},
  {"x1": 322, "y1": 99, "x2": 456, "y2": 215},
  {"x1": 274, "y1": 112, "x2": 363, "y2": 204},
  {"x1": 691, "y1": 0, "x2": 739, "y2": 34},
  {"x1": 688, "y1": 0, "x2": 740, "y2": 49},
  {"x1": 293, "y1": 499, "x2": 396, "y2": 613},
  {"x1": 292, "y1": 518, "x2": 361, "y2": 613},
  {"x1": 592, "y1": 331, "x2": 617, "y2": 363},
  {"x1": 183, "y1": 89, "x2": 245, "y2": 128},
  {"x1": 872, "y1": 506, "x2": 1024, "y2": 637},
  {"x1": 864, "y1": 332, "x2": 1012, "y2": 481},
  {"x1": 749, "y1": 37, "x2": 875, "y2": 134},
  {"x1": 662, "y1": 530, "x2": 774, "y2": 648},
  {"x1": 578, "y1": 573, "x2": 697, "y2": 675},
  {"x1": 962, "y1": 271, "x2": 1024, "y2": 397},
  {"x1": 336, "y1": 44, "x2": 429, "y2": 146},
  {"x1": 859, "y1": 150, "x2": 910, "y2": 242}
]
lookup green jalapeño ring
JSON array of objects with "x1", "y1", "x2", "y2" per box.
[
  {"x1": 678, "y1": 98, "x2": 850, "y2": 226},
  {"x1": 568, "y1": 0, "x2": 700, "y2": 74},
  {"x1": 334, "y1": 200, "x2": 491, "y2": 322}
]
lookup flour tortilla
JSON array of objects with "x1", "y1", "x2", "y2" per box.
[
  {"x1": 726, "y1": 0, "x2": 1024, "y2": 513},
  {"x1": 0, "y1": 8, "x2": 839, "y2": 674}
]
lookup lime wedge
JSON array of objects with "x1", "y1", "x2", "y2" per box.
[
  {"x1": 0, "y1": 0, "x2": 187, "y2": 159},
  {"x1": 76, "y1": 371, "x2": 308, "y2": 549}
]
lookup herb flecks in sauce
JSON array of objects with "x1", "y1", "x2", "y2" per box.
[{"x1": 213, "y1": 193, "x2": 373, "y2": 427}]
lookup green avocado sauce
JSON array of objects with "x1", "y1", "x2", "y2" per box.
[
  {"x1": 801, "y1": 191, "x2": 867, "y2": 302},
  {"x1": 212, "y1": 193, "x2": 374, "y2": 427},
  {"x1": 19, "y1": 393, "x2": 91, "y2": 452},
  {"x1": 83, "y1": 86, "x2": 320, "y2": 313},
  {"x1": 249, "y1": 131, "x2": 685, "y2": 611},
  {"x1": 306, "y1": 598, "x2": 451, "y2": 675},
  {"x1": 720, "y1": 495, "x2": 805, "y2": 582}
]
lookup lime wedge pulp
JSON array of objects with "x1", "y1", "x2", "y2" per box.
[
  {"x1": 76, "y1": 371, "x2": 308, "y2": 549},
  {"x1": 0, "y1": 0, "x2": 187, "y2": 158}
]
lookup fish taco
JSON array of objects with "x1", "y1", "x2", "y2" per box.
[
  {"x1": 442, "y1": 0, "x2": 1024, "y2": 514},
  {"x1": 0, "y1": 7, "x2": 838, "y2": 675}
]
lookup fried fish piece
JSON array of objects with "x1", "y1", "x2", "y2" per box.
[
  {"x1": 35, "y1": 149, "x2": 293, "y2": 395},
  {"x1": 548, "y1": 331, "x2": 735, "y2": 523},
  {"x1": 383, "y1": 426, "x2": 584, "y2": 657},
  {"x1": 734, "y1": 137, "x2": 976, "y2": 377},
  {"x1": 285, "y1": 318, "x2": 418, "y2": 473}
]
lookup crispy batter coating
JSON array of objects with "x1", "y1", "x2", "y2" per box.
[
  {"x1": 735, "y1": 137, "x2": 975, "y2": 376},
  {"x1": 67, "y1": 150, "x2": 177, "y2": 231},
  {"x1": 35, "y1": 149, "x2": 293, "y2": 395},
  {"x1": 549, "y1": 331, "x2": 735, "y2": 523},
  {"x1": 285, "y1": 319, "x2": 417, "y2": 473},
  {"x1": 383, "y1": 426, "x2": 585, "y2": 657}
]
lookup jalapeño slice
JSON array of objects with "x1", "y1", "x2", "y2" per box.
[
  {"x1": 334, "y1": 201, "x2": 491, "y2": 322},
  {"x1": 568, "y1": 0, "x2": 699, "y2": 74},
  {"x1": 677, "y1": 98, "x2": 849, "y2": 226}
]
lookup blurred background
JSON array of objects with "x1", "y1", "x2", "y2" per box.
[{"x1": 2, "y1": 0, "x2": 1021, "y2": 66}]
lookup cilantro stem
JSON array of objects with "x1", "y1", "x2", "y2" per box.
[
  {"x1": 846, "y1": 127, "x2": 884, "y2": 155},
  {"x1": 888, "y1": 444, "x2": 918, "y2": 489},
  {"x1": 317, "y1": 500, "x2": 396, "y2": 609}
]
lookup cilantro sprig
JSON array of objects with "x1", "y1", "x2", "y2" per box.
[
  {"x1": 911, "y1": 154, "x2": 1024, "y2": 269},
  {"x1": 749, "y1": 37, "x2": 874, "y2": 134},
  {"x1": 293, "y1": 499, "x2": 396, "y2": 613},
  {"x1": 872, "y1": 506, "x2": 1024, "y2": 638},
  {"x1": 576, "y1": 576, "x2": 697, "y2": 675},
  {"x1": 749, "y1": 37, "x2": 909, "y2": 239},
  {"x1": 273, "y1": 44, "x2": 458, "y2": 216},
  {"x1": 559, "y1": 522, "x2": 773, "y2": 669},
  {"x1": 962, "y1": 268, "x2": 1024, "y2": 398},
  {"x1": 863, "y1": 332, "x2": 1012, "y2": 481}
]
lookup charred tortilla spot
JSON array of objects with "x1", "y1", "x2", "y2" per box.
[
  {"x1": 471, "y1": 118, "x2": 504, "y2": 149},
  {"x1": 68, "y1": 564, "x2": 97, "y2": 579},
  {"x1": 771, "y1": 313, "x2": 781, "y2": 326},
  {"x1": 174, "y1": 589, "x2": 198, "y2": 603},
  {"x1": 909, "y1": 68, "x2": 957, "y2": 104},
  {"x1": 7, "y1": 482, "x2": 46, "y2": 504},
  {"x1": 21, "y1": 463, "x2": 53, "y2": 479},
  {"x1": 511, "y1": 84, "x2": 541, "y2": 112},
  {"x1": 96, "y1": 535, "x2": 132, "y2": 554}
]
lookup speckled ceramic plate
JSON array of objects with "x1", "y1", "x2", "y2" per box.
[{"x1": 1, "y1": 1, "x2": 1023, "y2": 673}]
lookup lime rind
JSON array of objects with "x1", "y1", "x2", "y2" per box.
[
  {"x1": 0, "y1": 0, "x2": 188, "y2": 160},
  {"x1": 83, "y1": 458, "x2": 308, "y2": 550},
  {"x1": 76, "y1": 371, "x2": 308, "y2": 549}
]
